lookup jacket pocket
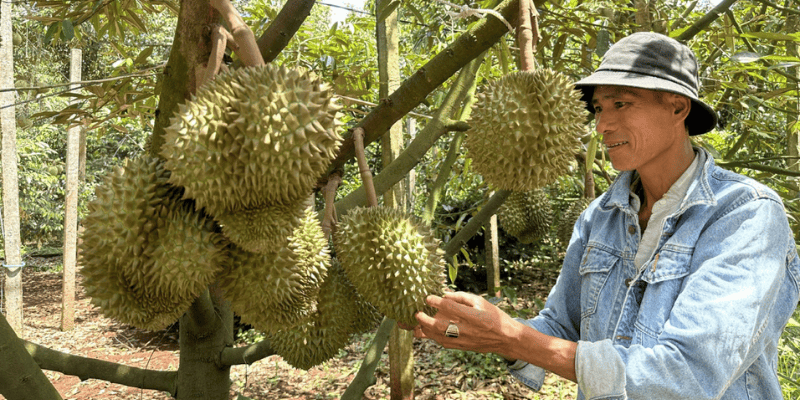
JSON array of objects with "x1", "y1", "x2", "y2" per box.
[
  {"x1": 579, "y1": 246, "x2": 620, "y2": 320},
  {"x1": 634, "y1": 248, "x2": 692, "y2": 345}
]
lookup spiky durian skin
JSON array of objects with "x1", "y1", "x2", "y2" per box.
[
  {"x1": 465, "y1": 69, "x2": 588, "y2": 191},
  {"x1": 334, "y1": 206, "x2": 445, "y2": 327},
  {"x1": 498, "y1": 189, "x2": 553, "y2": 244},
  {"x1": 219, "y1": 208, "x2": 329, "y2": 333},
  {"x1": 160, "y1": 65, "x2": 343, "y2": 215},
  {"x1": 269, "y1": 263, "x2": 372, "y2": 370},
  {"x1": 557, "y1": 197, "x2": 591, "y2": 246},
  {"x1": 215, "y1": 201, "x2": 306, "y2": 254},
  {"x1": 79, "y1": 156, "x2": 227, "y2": 331}
]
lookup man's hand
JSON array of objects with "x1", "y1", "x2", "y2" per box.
[{"x1": 399, "y1": 291, "x2": 522, "y2": 359}]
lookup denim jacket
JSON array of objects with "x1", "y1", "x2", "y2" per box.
[{"x1": 510, "y1": 148, "x2": 800, "y2": 399}]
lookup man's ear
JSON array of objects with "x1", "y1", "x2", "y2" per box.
[{"x1": 671, "y1": 95, "x2": 691, "y2": 119}]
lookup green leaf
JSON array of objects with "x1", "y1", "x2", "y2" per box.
[
  {"x1": 407, "y1": 2, "x2": 425, "y2": 24},
  {"x1": 731, "y1": 51, "x2": 762, "y2": 63},
  {"x1": 459, "y1": 247, "x2": 473, "y2": 268},
  {"x1": 44, "y1": 22, "x2": 59, "y2": 45},
  {"x1": 236, "y1": 395, "x2": 255, "y2": 400},
  {"x1": 449, "y1": 257, "x2": 458, "y2": 283},
  {"x1": 586, "y1": 134, "x2": 599, "y2": 175},
  {"x1": 377, "y1": 0, "x2": 401, "y2": 24},
  {"x1": 134, "y1": 47, "x2": 154, "y2": 65},
  {"x1": 740, "y1": 32, "x2": 799, "y2": 42},
  {"x1": 62, "y1": 20, "x2": 74, "y2": 41}
]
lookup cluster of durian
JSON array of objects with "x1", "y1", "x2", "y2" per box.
[
  {"x1": 268, "y1": 261, "x2": 381, "y2": 369},
  {"x1": 218, "y1": 207, "x2": 331, "y2": 334},
  {"x1": 79, "y1": 156, "x2": 228, "y2": 331},
  {"x1": 335, "y1": 206, "x2": 446, "y2": 327},
  {"x1": 497, "y1": 189, "x2": 553, "y2": 244},
  {"x1": 556, "y1": 197, "x2": 592, "y2": 247},
  {"x1": 465, "y1": 69, "x2": 588, "y2": 191},
  {"x1": 160, "y1": 64, "x2": 343, "y2": 254},
  {"x1": 81, "y1": 62, "x2": 445, "y2": 374}
]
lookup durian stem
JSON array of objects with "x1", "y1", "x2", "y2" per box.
[
  {"x1": 20, "y1": 339, "x2": 176, "y2": 396},
  {"x1": 209, "y1": 0, "x2": 264, "y2": 67},
  {"x1": 517, "y1": 0, "x2": 538, "y2": 71},
  {"x1": 201, "y1": 24, "x2": 232, "y2": 87},
  {"x1": 443, "y1": 189, "x2": 512, "y2": 258},
  {"x1": 341, "y1": 317, "x2": 395, "y2": 399},
  {"x1": 353, "y1": 127, "x2": 379, "y2": 208},
  {"x1": 321, "y1": 172, "x2": 342, "y2": 237},
  {"x1": 220, "y1": 338, "x2": 276, "y2": 366}
]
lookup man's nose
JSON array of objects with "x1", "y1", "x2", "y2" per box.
[{"x1": 595, "y1": 111, "x2": 615, "y2": 134}]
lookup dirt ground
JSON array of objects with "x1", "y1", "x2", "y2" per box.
[{"x1": 1, "y1": 256, "x2": 576, "y2": 400}]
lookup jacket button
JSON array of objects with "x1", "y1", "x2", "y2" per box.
[
  {"x1": 625, "y1": 278, "x2": 633, "y2": 286},
  {"x1": 628, "y1": 225, "x2": 636, "y2": 234}
]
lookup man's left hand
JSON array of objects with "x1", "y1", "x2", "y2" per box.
[{"x1": 407, "y1": 291, "x2": 522, "y2": 359}]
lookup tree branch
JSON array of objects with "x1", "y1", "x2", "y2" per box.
[
  {"x1": 752, "y1": 0, "x2": 800, "y2": 15},
  {"x1": 326, "y1": 0, "x2": 520, "y2": 175},
  {"x1": 257, "y1": 0, "x2": 316, "y2": 63},
  {"x1": 341, "y1": 317, "x2": 395, "y2": 399},
  {"x1": 716, "y1": 161, "x2": 800, "y2": 176},
  {"x1": 22, "y1": 340, "x2": 177, "y2": 395},
  {"x1": 443, "y1": 190, "x2": 512, "y2": 258},
  {"x1": 675, "y1": 0, "x2": 738, "y2": 42},
  {"x1": 220, "y1": 338, "x2": 277, "y2": 366}
]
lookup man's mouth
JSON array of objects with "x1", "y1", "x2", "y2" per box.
[{"x1": 606, "y1": 141, "x2": 628, "y2": 148}]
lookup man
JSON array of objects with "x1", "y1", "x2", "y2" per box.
[{"x1": 404, "y1": 32, "x2": 800, "y2": 399}]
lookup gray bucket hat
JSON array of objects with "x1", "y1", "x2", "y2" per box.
[{"x1": 574, "y1": 32, "x2": 717, "y2": 135}]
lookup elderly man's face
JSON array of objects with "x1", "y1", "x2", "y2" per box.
[{"x1": 591, "y1": 85, "x2": 689, "y2": 173}]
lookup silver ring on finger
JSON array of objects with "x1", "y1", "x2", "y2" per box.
[{"x1": 444, "y1": 321, "x2": 459, "y2": 338}]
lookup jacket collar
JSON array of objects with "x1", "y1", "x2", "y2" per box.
[{"x1": 600, "y1": 147, "x2": 717, "y2": 214}]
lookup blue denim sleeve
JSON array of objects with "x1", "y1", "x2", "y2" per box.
[
  {"x1": 574, "y1": 198, "x2": 800, "y2": 399},
  {"x1": 507, "y1": 209, "x2": 587, "y2": 389}
]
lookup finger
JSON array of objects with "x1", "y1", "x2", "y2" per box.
[
  {"x1": 442, "y1": 291, "x2": 481, "y2": 308},
  {"x1": 427, "y1": 294, "x2": 481, "y2": 319}
]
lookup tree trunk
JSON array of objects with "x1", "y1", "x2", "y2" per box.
[
  {"x1": 176, "y1": 287, "x2": 233, "y2": 400},
  {"x1": 1, "y1": 0, "x2": 23, "y2": 335},
  {"x1": 62, "y1": 48, "x2": 82, "y2": 332},
  {"x1": 377, "y1": 1, "x2": 414, "y2": 397},
  {"x1": 0, "y1": 312, "x2": 63, "y2": 400}
]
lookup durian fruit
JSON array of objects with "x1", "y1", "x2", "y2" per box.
[
  {"x1": 218, "y1": 207, "x2": 329, "y2": 334},
  {"x1": 268, "y1": 262, "x2": 378, "y2": 370},
  {"x1": 497, "y1": 189, "x2": 553, "y2": 244},
  {"x1": 335, "y1": 206, "x2": 446, "y2": 327},
  {"x1": 465, "y1": 69, "x2": 588, "y2": 191},
  {"x1": 79, "y1": 156, "x2": 228, "y2": 331},
  {"x1": 557, "y1": 197, "x2": 592, "y2": 246},
  {"x1": 214, "y1": 200, "x2": 306, "y2": 254},
  {"x1": 160, "y1": 64, "x2": 344, "y2": 216}
]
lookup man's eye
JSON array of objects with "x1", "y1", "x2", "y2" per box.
[{"x1": 615, "y1": 102, "x2": 627, "y2": 108}]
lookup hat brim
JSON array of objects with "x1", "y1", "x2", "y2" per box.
[{"x1": 574, "y1": 70, "x2": 717, "y2": 136}]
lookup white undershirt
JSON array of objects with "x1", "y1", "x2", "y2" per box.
[{"x1": 631, "y1": 149, "x2": 704, "y2": 271}]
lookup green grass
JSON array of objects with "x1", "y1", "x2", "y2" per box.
[{"x1": 779, "y1": 307, "x2": 800, "y2": 398}]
